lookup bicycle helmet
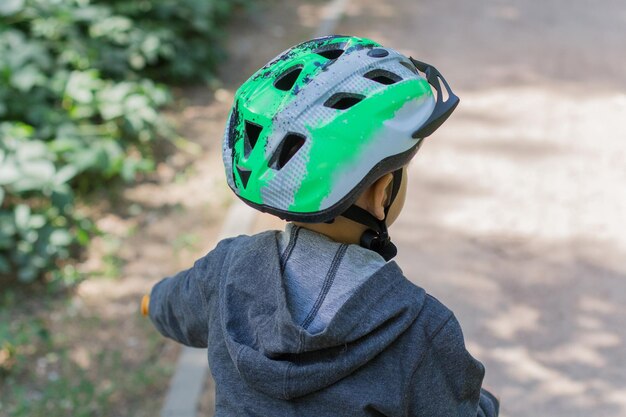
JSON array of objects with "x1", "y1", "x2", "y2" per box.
[{"x1": 222, "y1": 35, "x2": 459, "y2": 259}]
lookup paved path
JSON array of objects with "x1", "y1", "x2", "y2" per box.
[{"x1": 335, "y1": 1, "x2": 626, "y2": 416}]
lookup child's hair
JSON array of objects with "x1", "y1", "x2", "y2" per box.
[{"x1": 222, "y1": 35, "x2": 459, "y2": 259}]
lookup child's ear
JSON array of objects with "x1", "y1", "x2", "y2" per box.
[{"x1": 368, "y1": 173, "x2": 394, "y2": 220}]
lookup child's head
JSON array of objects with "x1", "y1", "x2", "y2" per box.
[
  {"x1": 292, "y1": 164, "x2": 408, "y2": 249},
  {"x1": 222, "y1": 35, "x2": 458, "y2": 260}
]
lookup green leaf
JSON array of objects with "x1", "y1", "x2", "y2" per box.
[
  {"x1": 75, "y1": 228, "x2": 90, "y2": 246},
  {"x1": 89, "y1": 16, "x2": 133, "y2": 38},
  {"x1": 49, "y1": 229, "x2": 72, "y2": 247},
  {"x1": 0, "y1": 0, "x2": 245, "y2": 285},
  {"x1": 0, "y1": 254, "x2": 10, "y2": 273},
  {"x1": 98, "y1": 102, "x2": 125, "y2": 121},
  {"x1": 23, "y1": 228, "x2": 38, "y2": 244},
  {"x1": 0, "y1": 0, "x2": 25, "y2": 16},
  {"x1": 10, "y1": 65, "x2": 44, "y2": 92},
  {"x1": 12, "y1": 177, "x2": 50, "y2": 193},
  {"x1": 0, "y1": 122, "x2": 35, "y2": 140},
  {"x1": 15, "y1": 141, "x2": 48, "y2": 161},
  {"x1": 0, "y1": 213, "x2": 16, "y2": 238},
  {"x1": 14, "y1": 204, "x2": 30, "y2": 230},
  {"x1": 65, "y1": 71, "x2": 101, "y2": 104},
  {"x1": 19, "y1": 159, "x2": 56, "y2": 182},
  {"x1": 51, "y1": 187, "x2": 73, "y2": 211},
  {"x1": 29, "y1": 254, "x2": 47, "y2": 269},
  {"x1": 17, "y1": 266, "x2": 38, "y2": 283},
  {"x1": 68, "y1": 147, "x2": 107, "y2": 173},
  {"x1": 0, "y1": 234, "x2": 13, "y2": 249},
  {"x1": 0, "y1": 160, "x2": 20, "y2": 185},
  {"x1": 54, "y1": 165, "x2": 78, "y2": 185},
  {"x1": 48, "y1": 136, "x2": 83, "y2": 153},
  {"x1": 28, "y1": 214, "x2": 46, "y2": 229},
  {"x1": 141, "y1": 35, "x2": 161, "y2": 60}
]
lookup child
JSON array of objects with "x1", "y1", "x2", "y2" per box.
[{"x1": 144, "y1": 35, "x2": 500, "y2": 416}]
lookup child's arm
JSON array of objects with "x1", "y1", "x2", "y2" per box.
[
  {"x1": 146, "y1": 238, "x2": 233, "y2": 348},
  {"x1": 406, "y1": 314, "x2": 499, "y2": 417}
]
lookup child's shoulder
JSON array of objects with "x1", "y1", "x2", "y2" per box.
[
  {"x1": 212, "y1": 230, "x2": 279, "y2": 252},
  {"x1": 409, "y1": 286, "x2": 456, "y2": 341}
]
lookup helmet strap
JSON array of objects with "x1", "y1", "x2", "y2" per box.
[{"x1": 340, "y1": 169, "x2": 403, "y2": 261}]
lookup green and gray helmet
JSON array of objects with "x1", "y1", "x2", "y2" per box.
[{"x1": 222, "y1": 35, "x2": 458, "y2": 224}]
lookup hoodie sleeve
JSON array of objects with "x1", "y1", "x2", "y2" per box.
[
  {"x1": 148, "y1": 238, "x2": 233, "y2": 348},
  {"x1": 406, "y1": 314, "x2": 499, "y2": 417}
]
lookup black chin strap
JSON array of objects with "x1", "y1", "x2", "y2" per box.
[{"x1": 341, "y1": 169, "x2": 403, "y2": 261}]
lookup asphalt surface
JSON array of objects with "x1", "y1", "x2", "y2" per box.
[{"x1": 336, "y1": 0, "x2": 626, "y2": 416}]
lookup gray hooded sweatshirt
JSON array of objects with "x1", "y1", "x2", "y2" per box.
[{"x1": 149, "y1": 226, "x2": 499, "y2": 416}]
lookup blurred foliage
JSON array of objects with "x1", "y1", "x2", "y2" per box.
[
  {"x1": 0, "y1": 0, "x2": 247, "y2": 285},
  {"x1": 0, "y1": 290, "x2": 173, "y2": 416}
]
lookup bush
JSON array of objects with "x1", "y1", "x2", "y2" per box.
[{"x1": 0, "y1": 0, "x2": 248, "y2": 285}]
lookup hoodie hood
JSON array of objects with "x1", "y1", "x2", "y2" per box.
[{"x1": 219, "y1": 231, "x2": 426, "y2": 400}]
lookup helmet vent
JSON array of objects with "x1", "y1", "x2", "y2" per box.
[
  {"x1": 364, "y1": 69, "x2": 402, "y2": 85},
  {"x1": 269, "y1": 133, "x2": 306, "y2": 170},
  {"x1": 324, "y1": 93, "x2": 365, "y2": 110},
  {"x1": 400, "y1": 60, "x2": 419, "y2": 74},
  {"x1": 316, "y1": 49, "x2": 344, "y2": 60},
  {"x1": 236, "y1": 165, "x2": 252, "y2": 189},
  {"x1": 274, "y1": 65, "x2": 303, "y2": 91},
  {"x1": 244, "y1": 121, "x2": 263, "y2": 157},
  {"x1": 227, "y1": 104, "x2": 240, "y2": 149}
]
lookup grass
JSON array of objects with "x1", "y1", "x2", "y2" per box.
[{"x1": 0, "y1": 285, "x2": 175, "y2": 417}]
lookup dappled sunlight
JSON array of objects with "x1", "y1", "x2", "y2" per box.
[
  {"x1": 604, "y1": 387, "x2": 626, "y2": 412},
  {"x1": 491, "y1": 346, "x2": 586, "y2": 396},
  {"x1": 297, "y1": 4, "x2": 324, "y2": 28},
  {"x1": 341, "y1": 0, "x2": 626, "y2": 92},
  {"x1": 70, "y1": 346, "x2": 92, "y2": 370},
  {"x1": 539, "y1": 337, "x2": 612, "y2": 368},
  {"x1": 485, "y1": 304, "x2": 541, "y2": 340},
  {"x1": 396, "y1": 219, "x2": 626, "y2": 415},
  {"x1": 404, "y1": 85, "x2": 626, "y2": 249},
  {"x1": 486, "y1": 4, "x2": 521, "y2": 21},
  {"x1": 578, "y1": 331, "x2": 621, "y2": 351},
  {"x1": 344, "y1": 0, "x2": 396, "y2": 19},
  {"x1": 447, "y1": 272, "x2": 501, "y2": 296},
  {"x1": 579, "y1": 295, "x2": 618, "y2": 316},
  {"x1": 213, "y1": 88, "x2": 235, "y2": 104},
  {"x1": 340, "y1": 0, "x2": 626, "y2": 414}
]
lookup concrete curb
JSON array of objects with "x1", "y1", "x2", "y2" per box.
[
  {"x1": 160, "y1": 0, "x2": 349, "y2": 415},
  {"x1": 160, "y1": 201, "x2": 256, "y2": 417}
]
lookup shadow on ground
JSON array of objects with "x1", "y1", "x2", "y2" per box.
[
  {"x1": 334, "y1": 0, "x2": 626, "y2": 416},
  {"x1": 396, "y1": 221, "x2": 626, "y2": 417},
  {"x1": 393, "y1": 151, "x2": 626, "y2": 416},
  {"x1": 340, "y1": 0, "x2": 626, "y2": 92}
]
